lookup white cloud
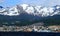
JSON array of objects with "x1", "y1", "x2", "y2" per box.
[{"x1": 0, "y1": 0, "x2": 4, "y2": 3}]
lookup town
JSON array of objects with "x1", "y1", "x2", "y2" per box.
[{"x1": 0, "y1": 22, "x2": 60, "y2": 32}]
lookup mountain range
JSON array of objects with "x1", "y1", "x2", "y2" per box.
[{"x1": 0, "y1": 4, "x2": 60, "y2": 26}]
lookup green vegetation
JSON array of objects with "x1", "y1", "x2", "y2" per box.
[{"x1": 0, "y1": 15, "x2": 60, "y2": 26}]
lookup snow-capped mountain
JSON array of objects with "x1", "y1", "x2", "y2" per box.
[
  {"x1": 0, "y1": 4, "x2": 60, "y2": 17},
  {"x1": 0, "y1": 4, "x2": 60, "y2": 26}
]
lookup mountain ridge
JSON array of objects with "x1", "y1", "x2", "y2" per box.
[
  {"x1": 0, "y1": 4, "x2": 60, "y2": 17},
  {"x1": 0, "y1": 4, "x2": 60, "y2": 26}
]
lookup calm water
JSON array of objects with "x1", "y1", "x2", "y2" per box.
[{"x1": 0, "y1": 32, "x2": 60, "y2": 36}]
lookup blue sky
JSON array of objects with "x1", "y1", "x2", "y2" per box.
[{"x1": 0, "y1": 0, "x2": 60, "y2": 7}]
